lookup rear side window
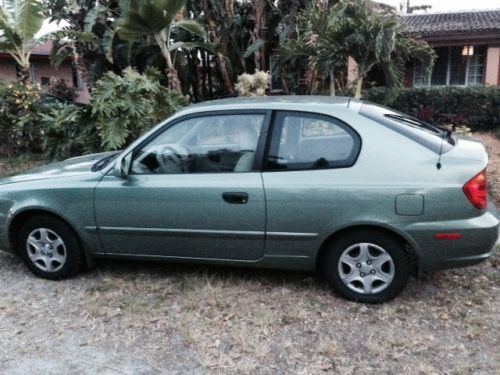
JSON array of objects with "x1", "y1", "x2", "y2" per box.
[
  {"x1": 265, "y1": 112, "x2": 361, "y2": 171},
  {"x1": 359, "y1": 103, "x2": 454, "y2": 154}
]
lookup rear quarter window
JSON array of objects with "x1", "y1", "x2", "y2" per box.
[{"x1": 359, "y1": 103, "x2": 454, "y2": 154}]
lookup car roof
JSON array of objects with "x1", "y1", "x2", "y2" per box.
[{"x1": 176, "y1": 96, "x2": 362, "y2": 116}]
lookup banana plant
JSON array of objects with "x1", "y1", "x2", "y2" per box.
[
  {"x1": 118, "y1": 0, "x2": 205, "y2": 93},
  {"x1": 0, "y1": 0, "x2": 47, "y2": 81}
]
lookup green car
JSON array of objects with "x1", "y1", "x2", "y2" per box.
[{"x1": 0, "y1": 97, "x2": 498, "y2": 303}]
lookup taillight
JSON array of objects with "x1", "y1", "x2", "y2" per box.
[{"x1": 463, "y1": 169, "x2": 488, "y2": 209}]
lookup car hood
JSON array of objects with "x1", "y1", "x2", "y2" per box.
[{"x1": 0, "y1": 152, "x2": 116, "y2": 185}]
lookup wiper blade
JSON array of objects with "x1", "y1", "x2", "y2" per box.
[
  {"x1": 384, "y1": 114, "x2": 442, "y2": 134},
  {"x1": 91, "y1": 153, "x2": 119, "y2": 172}
]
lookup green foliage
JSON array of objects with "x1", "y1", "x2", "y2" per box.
[
  {"x1": 0, "y1": 78, "x2": 98, "y2": 159},
  {"x1": 0, "y1": 80, "x2": 43, "y2": 156},
  {"x1": 47, "y1": 78, "x2": 77, "y2": 101},
  {"x1": 91, "y1": 67, "x2": 187, "y2": 150},
  {"x1": 364, "y1": 86, "x2": 500, "y2": 131},
  {"x1": 39, "y1": 103, "x2": 100, "y2": 160}
]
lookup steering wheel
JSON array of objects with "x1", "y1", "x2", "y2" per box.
[{"x1": 156, "y1": 144, "x2": 191, "y2": 173}]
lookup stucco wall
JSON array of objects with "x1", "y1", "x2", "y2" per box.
[
  {"x1": 485, "y1": 47, "x2": 500, "y2": 86},
  {"x1": 0, "y1": 61, "x2": 17, "y2": 81},
  {"x1": 0, "y1": 58, "x2": 90, "y2": 103}
]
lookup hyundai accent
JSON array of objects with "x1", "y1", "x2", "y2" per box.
[{"x1": 0, "y1": 97, "x2": 498, "y2": 303}]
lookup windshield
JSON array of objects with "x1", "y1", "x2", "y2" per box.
[{"x1": 359, "y1": 103, "x2": 454, "y2": 154}]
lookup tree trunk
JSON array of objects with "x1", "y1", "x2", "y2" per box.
[
  {"x1": 201, "y1": 50, "x2": 208, "y2": 99},
  {"x1": 19, "y1": 66, "x2": 31, "y2": 83},
  {"x1": 251, "y1": 0, "x2": 268, "y2": 71},
  {"x1": 74, "y1": 47, "x2": 91, "y2": 89},
  {"x1": 354, "y1": 75, "x2": 363, "y2": 99},
  {"x1": 202, "y1": 0, "x2": 234, "y2": 96},
  {"x1": 191, "y1": 50, "x2": 202, "y2": 102},
  {"x1": 216, "y1": 52, "x2": 235, "y2": 96},
  {"x1": 206, "y1": 53, "x2": 213, "y2": 97},
  {"x1": 282, "y1": 78, "x2": 289, "y2": 95},
  {"x1": 311, "y1": 70, "x2": 319, "y2": 95},
  {"x1": 329, "y1": 68, "x2": 336, "y2": 96},
  {"x1": 164, "y1": 49, "x2": 182, "y2": 93},
  {"x1": 166, "y1": 67, "x2": 182, "y2": 93}
]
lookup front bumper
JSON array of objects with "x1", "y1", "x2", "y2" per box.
[{"x1": 403, "y1": 208, "x2": 499, "y2": 273}]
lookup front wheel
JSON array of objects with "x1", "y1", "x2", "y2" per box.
[
  {"x1": 17, "y1": 216, "x2": 84, "y2": 280},
  {"x1": 322, "y1": 231, "x2": 410, "y2": 303}
]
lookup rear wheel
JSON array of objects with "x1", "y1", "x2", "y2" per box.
[
  {"x1": 17, "y1": 216, "x2": 84, "y2": 280},
  {"x1": 322, "y1": 231, "x2": 410, "y2": 303}
]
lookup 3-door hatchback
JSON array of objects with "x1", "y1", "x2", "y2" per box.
[{"x1": 0, "y1": 97, "x2": 498, "y2": 303}]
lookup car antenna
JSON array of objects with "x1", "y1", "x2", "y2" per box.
[
  {"x1": 347, "y1": 97, "x2": 351, "y2": 108},
  {"x1": 436, "y1": 127, "x2": 450, "y2": 170}
]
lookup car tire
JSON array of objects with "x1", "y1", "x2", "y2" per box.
[
  {"x1": 16, "y1": 216, "x2": 84, "y2": 280},
  {"x1": 322, "y1": 230, "x2": 410, "y2": 303}
]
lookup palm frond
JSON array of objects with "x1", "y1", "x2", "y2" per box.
[
  {"x1": 14, "y1": 0, "x2": 44, "y2": 40},
  {"x1": 173, "y1": 19, "x2": 205, "y2": 39}
]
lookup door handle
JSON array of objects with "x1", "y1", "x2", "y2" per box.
[{"x1": 222, "y1": 192, "x2": 249, "y2": 204}]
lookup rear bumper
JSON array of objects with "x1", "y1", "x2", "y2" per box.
[{"x1": 402, "y1": 209, "x2": 499, "y2": 273}]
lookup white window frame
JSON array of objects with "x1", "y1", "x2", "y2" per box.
[{"x1": 414, "y1": 45, "x2": 486, "y2": 87}]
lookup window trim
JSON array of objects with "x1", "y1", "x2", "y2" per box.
[
  {"x1": 262, "y1": 110, "x2": 362, "y2": 173},
  {"x1": 128, "y1": 109, "x2": 273, "y2": 175}
]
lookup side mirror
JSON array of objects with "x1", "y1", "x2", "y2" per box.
[{"x1": 113, "y1": 153, "x2": 132, "y2": 178}]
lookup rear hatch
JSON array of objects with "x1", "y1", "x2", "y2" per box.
[
  {"x1": 360, "y1": 102, "x2": 491, "y2": 211},
  {"x1": 440, "y1": 135, "x2": 488, "y2": 164}
]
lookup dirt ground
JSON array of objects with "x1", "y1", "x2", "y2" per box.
[
  {"x1": 472, "y1": 132, "x2": 500, "y2": 206},
  {"x1": 0, "y1": 133, "x2": 499, "y2": 374}
]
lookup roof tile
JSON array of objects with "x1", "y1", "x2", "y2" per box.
[{"x1": 402, "y1": 10, "x2": 500, "y2": 36}]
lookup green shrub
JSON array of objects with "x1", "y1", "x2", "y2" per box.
[
  {"x1": 0, "y1": 80, "x2": 44, "y2": 156},
  {"x1": 39, "y1": 103, "x2": 100, "y2": 160},
  {"x1": 91, "y1": 67, "x2": 188, "y2": 150},
  {"x1": 364, "y1": 86, "x2": 500, "y2": 131}
]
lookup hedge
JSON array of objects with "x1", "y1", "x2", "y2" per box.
[{"x1": 363, "y1": 86, "x2": 500, "y2": 131}]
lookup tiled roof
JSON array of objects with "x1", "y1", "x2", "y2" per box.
[
  {"x1": 31, "y1": 41, "x2": 53, "y2": 56},
  {"x1": 402, "y1": 9, "x2": 500, "y2": 36}
]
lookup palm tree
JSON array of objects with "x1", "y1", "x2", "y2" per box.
[
  {"x1": 278, "y1": 0, "x2": 434, "y2": 100},
  {"x1": 279, "y1": 2, "x2": 345, "y2": 95},
  {"x1": 334, "y1": 0, "x2": 434, "y2": 101},
  {"x1": 0, "y1": 0, "x2": 46, "y2": 81},
  {"x1": 118, "y1": 0, "x2": 205, "y2": 93}
]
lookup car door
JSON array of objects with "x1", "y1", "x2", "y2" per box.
[
  {"x1": 261, "y1": 111, "x2": 362, "y2": 257},
  {"x1": 94, "y1": 111, "x2": 270, "y2": 261}
]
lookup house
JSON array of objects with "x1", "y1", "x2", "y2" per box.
[
  {"x1": 0, "y1": 40, "x2": 90, "y2": 103},
  {"x1": 401, "y1": 9, "x2": 500, "y2": 87}
]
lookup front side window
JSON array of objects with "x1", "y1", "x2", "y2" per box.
[
  {"x1": 266, "y1": 112, "x2": 361, "y2": 171},
  {"x1": 131, "y1": 113, "x2": 265, "y2": 174}
]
